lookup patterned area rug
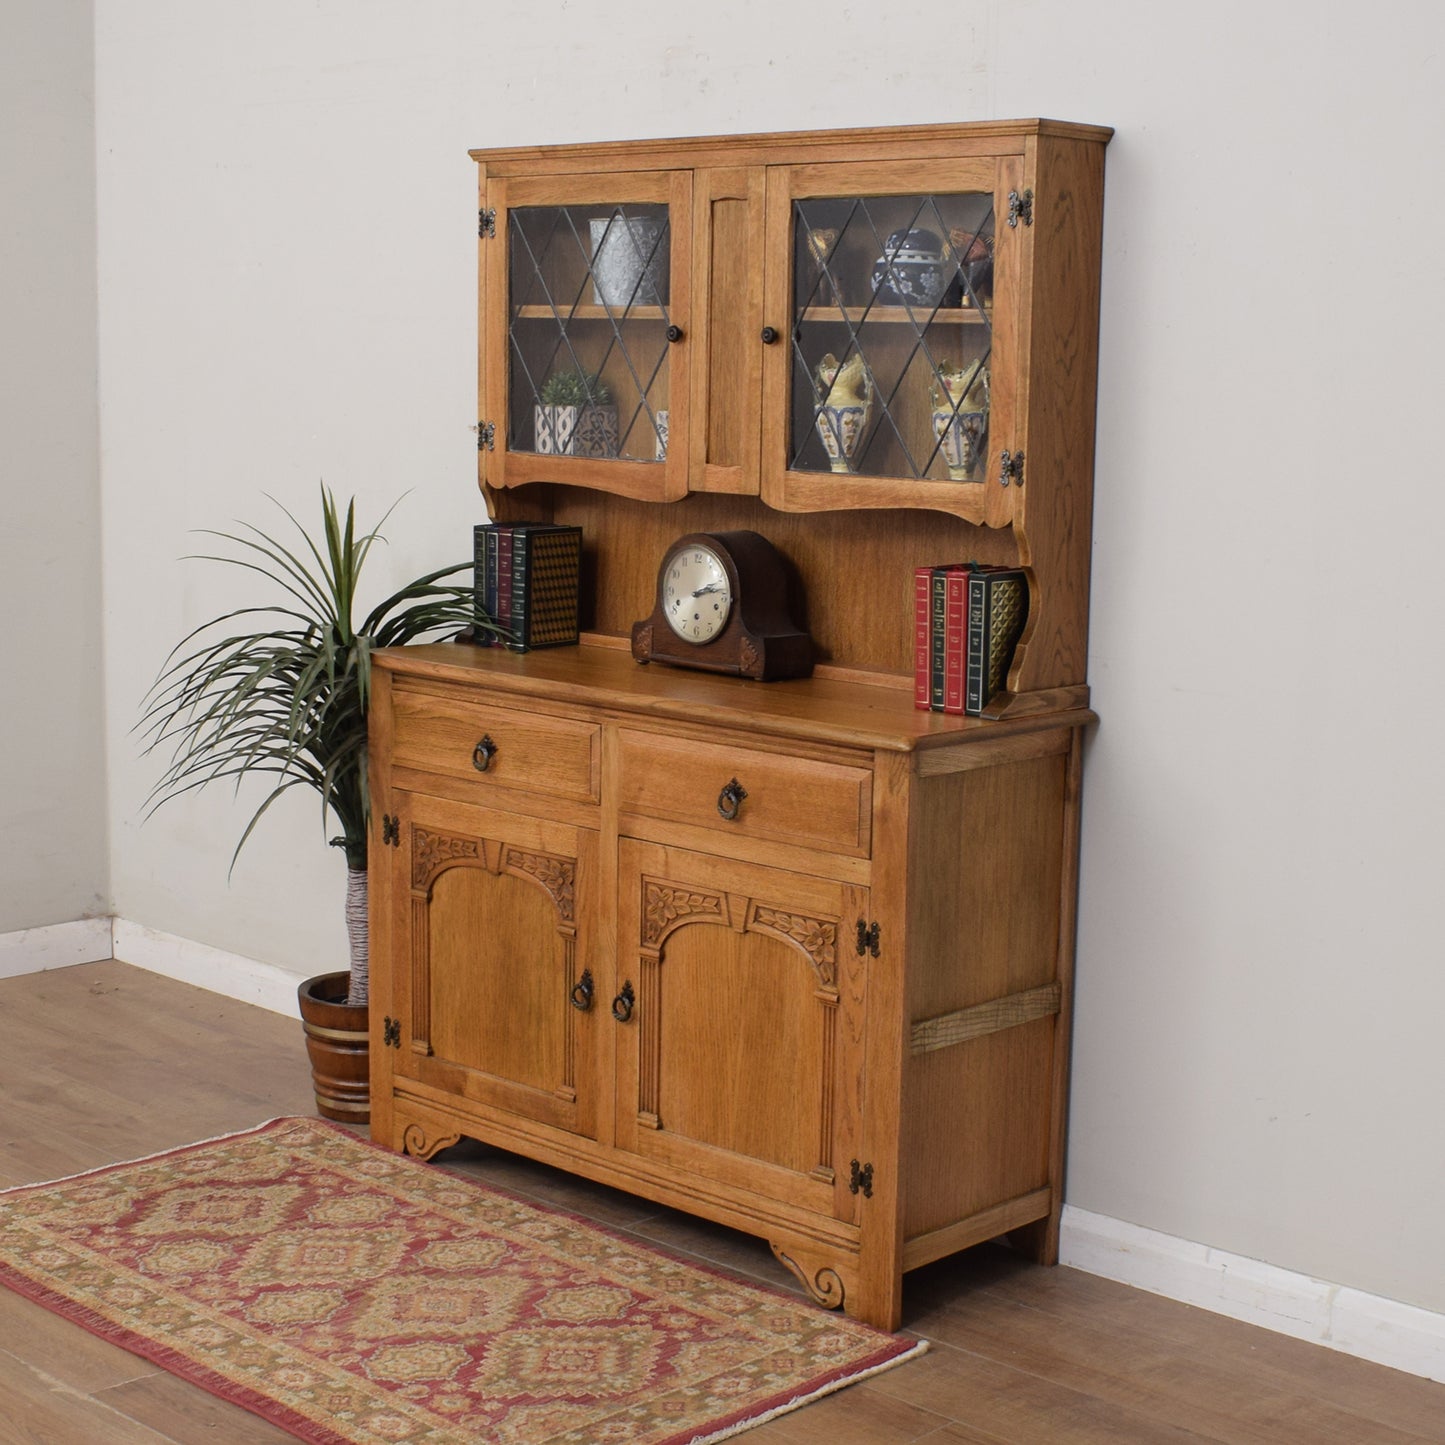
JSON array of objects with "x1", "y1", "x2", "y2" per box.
[{"x1": 0, "y1": 1116, "x2": 923, "y2": 1443}]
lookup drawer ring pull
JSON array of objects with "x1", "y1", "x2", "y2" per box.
[
  {"x1": 611, "y1": 980, "x2": 635, "y2": 1023},
  {"x1": 471, "y1": 735, "x2": 498, "y2": 772},
  {"x1": 717, "y1": 778, "x2": 748, "y2": 821},
  {"x1": 570, "y1": 968, "x2": 594, "y2": 1012}
]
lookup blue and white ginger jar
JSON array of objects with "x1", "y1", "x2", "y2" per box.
[{"x1": 870, "y1": 228, "x2": 962, "y2": 309}]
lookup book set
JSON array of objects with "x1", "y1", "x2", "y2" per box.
[
  {"x1": 473, "y1": 523, "x2": 582, "y2": 651},
  {"x1": 914, "y1": 562, "x2": 1028, "y2": 715}
]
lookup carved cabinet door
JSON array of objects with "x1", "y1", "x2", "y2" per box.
[
  {"x1": 614, "y1": 838, "x2": 869, "y2": 1224},
  {"x1": 387, "y1": 790, "x2": 599, "y2": 1139}
]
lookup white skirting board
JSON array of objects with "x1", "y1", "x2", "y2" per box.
[
  {"x1": 1061, "y1": 1206, "x2": 1445, "y2": 1384},
  {"x1": 2, "y1": 918, "x2": 1442, "y2": 1384},
  {"x1": 0, "y1": 917, "x2": 112, "y2": 978},
  {"x1": 0, "y1": 916, "x2": 306, "y2": 1018},
  {"x1": 110, "y1": 919, "x2": 308, "y2": 1019}
]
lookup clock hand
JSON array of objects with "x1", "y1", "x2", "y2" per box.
[{"x1": 692, "y1": 582, "x2": 724, "y2": 597}]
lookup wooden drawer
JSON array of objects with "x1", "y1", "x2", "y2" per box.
[
  {"x1": 615, "y1": 728, "x2": 872, "y2": 857},
  {"x1": 391, "y1": 687, "x2": 599, "y2": 804}
]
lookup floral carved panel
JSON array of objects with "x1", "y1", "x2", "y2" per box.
[
  {"x1": 642, "y1": 880, "x2": 725, "y2": 948},
  {"x1": 504, "y1": 847, "x2": 577, "y2": 925},
  {"x1": 411, "y1": 828, "x2": 482, "y2": 891},
  {"x1": 748, "y1": 906, "x2": 838, "y2": 988}
]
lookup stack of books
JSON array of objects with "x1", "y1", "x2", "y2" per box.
[
  {"x1": 914, "y1": 562, "x2": 1028, "y2": 715},
  {"x1": 473, "y1": 523, "x2": 582, "y2": 651}
]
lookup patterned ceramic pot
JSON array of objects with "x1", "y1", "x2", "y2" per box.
[
  {"x1": 871, "y1": 228, "x2": 963, "y2": 309},
  {"x1": 589, "y1": 215, "x2": 669, "y2": 308},
  {"x1": 535, "y1": 404, "x2": 619, "y2": 458},
  {"x1": 816, "y1": 403, "x2": 869, "y2": 473},
  {"x1": 654, "y1": 409, "x2": 669, "y2": 460},
  {"x1": 932, "y1": 408, "x2": 988, "y2": 480}
]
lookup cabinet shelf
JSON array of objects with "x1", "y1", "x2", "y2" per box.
[
  {"x1": 514, "y1": 304, "x2": 669, "y2": 322},
  {"x1": 798, "y1": 305, "x2": 991, "y2": 327},
  {"x1": 511, "y1": 304, "x2": 990, "y2": 327}
]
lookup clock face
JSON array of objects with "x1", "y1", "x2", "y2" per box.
[{"x1": 662, "y1": 543, "x2": 733, "y2": 643}]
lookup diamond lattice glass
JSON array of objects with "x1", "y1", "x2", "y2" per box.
[
  {"x1": 789, "y1": 193, "x2": 994, "y2": 482},
  {"x1": 508, "y1": 204, "x2": 672, "y2": 462}
]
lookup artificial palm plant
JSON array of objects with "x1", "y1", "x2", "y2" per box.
[{"x1": 140, "y1": 486, "x2": 481, "y2": 1008}]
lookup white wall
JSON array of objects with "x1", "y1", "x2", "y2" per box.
[
  {"x1": 0, "y1": 0, "x2": 109, "y2": 933},
  {"x1": 89, "y1": 0, "x2": 1445, "y2": 1321}
]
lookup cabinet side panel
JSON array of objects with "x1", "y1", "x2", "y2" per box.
[
  {"x1": 1010, "y1": 135, "x2": 1106, "y2": 696},
  {"x1": 476, "y1": 164, "x2": 489, "y2": 501},
  {"x1": 908, "y1": 752, "x2": 1068, "y2": 1020},
  {"x1": 902, "y1": 748, "x2": 1069, "y2": 1239},
  {"x1": 903, "y1": 1019, "x2": 1054, "y2": 1236},
  {"x1": 368, "y1": 667, "x2": 398, "y2": 1147}
]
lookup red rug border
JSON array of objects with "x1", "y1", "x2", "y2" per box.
[
  {"x1": 0, "y1": 1256, "x2": 356, "y2": 1443},
  {"x1": 0, "y1": 1117, "x2": 926, "y2": 1445}
]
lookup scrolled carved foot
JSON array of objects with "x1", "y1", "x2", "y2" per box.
[
  {"x1": 401, "y1": 1122, "x2": 461, "y2": 1160},
  {"x1": 769, "y1": 1242, "x2": 846, "y2": 1310}
]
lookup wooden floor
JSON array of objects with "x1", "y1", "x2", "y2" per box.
[{"x1": 0, "y1": 962, "x2": 1441, "y2": 1444}]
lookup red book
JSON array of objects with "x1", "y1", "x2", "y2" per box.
[
  {"x1": 942, "y1": 568, "x2": 969, "y2": 713},
  {"x1": 913, "y1": 566, "x2": 933, "y2": 709}
]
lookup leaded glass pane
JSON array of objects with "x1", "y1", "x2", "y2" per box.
[
  {"x1": 789, "y1": 193, "x2": 994, "y2": 482},
  {"x1": 507, "y1": 204, "x2": 672, "y2": 462}
]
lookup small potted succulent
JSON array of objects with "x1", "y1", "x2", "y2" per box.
[{"x1": 535, "y1": 369, "x2": 618, "y2": 458}]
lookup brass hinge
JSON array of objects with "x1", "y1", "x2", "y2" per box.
[
  {"x1": 1007, "y1": 188, "x2": 1034, "y2": 228},
  {"x1": 479, "y1": 207, "x2": 496, "y2": 238},
  {"x1": 382, "y1": 1017, "x2": 401, "y2": 1049},
  {"x1": 849, "y1": 1159, "x2": 874, "y2": 1198},
  {"x1": 855, "y1": 919, "x2": 880, "y2": 957},
  {"x1": 999, "y1": 449, "x2": 1025, "y2": 487},
  {"x1": 381, "y1": 814, "x2": 400, "y2": 847},
  {"x1": 476, "y1": 421, "x2": 495, "y2": 452}
]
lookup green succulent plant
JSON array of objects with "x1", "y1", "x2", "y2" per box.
[
  {"x1": 137, "y1": 486, "x2": 488, "y2": 1004},
  {"x1": 539, "y1": 369, "x2": 612, "y2": 407}
]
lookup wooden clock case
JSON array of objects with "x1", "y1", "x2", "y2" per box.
[{"x1": 630, "y1": 529, "x2": 813, "y2": 680}]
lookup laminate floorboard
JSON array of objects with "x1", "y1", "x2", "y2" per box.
[{"x1": 0, "y1": 960, "x2": 1440, "y2": 1444}]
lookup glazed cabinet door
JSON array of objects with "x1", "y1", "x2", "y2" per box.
[
  {"x1": 613, "y1": 839, "x2": 868, "y2": 1225},
  {"x1": 760, "y1": 154, "x2": 1026, "y2": 527},
  {"x1": 382, "y1": 789, "x2": 599, "y2": 1140},
  {"x1": 482, "y1": 169, "x2": 693, "y2": 502}
]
